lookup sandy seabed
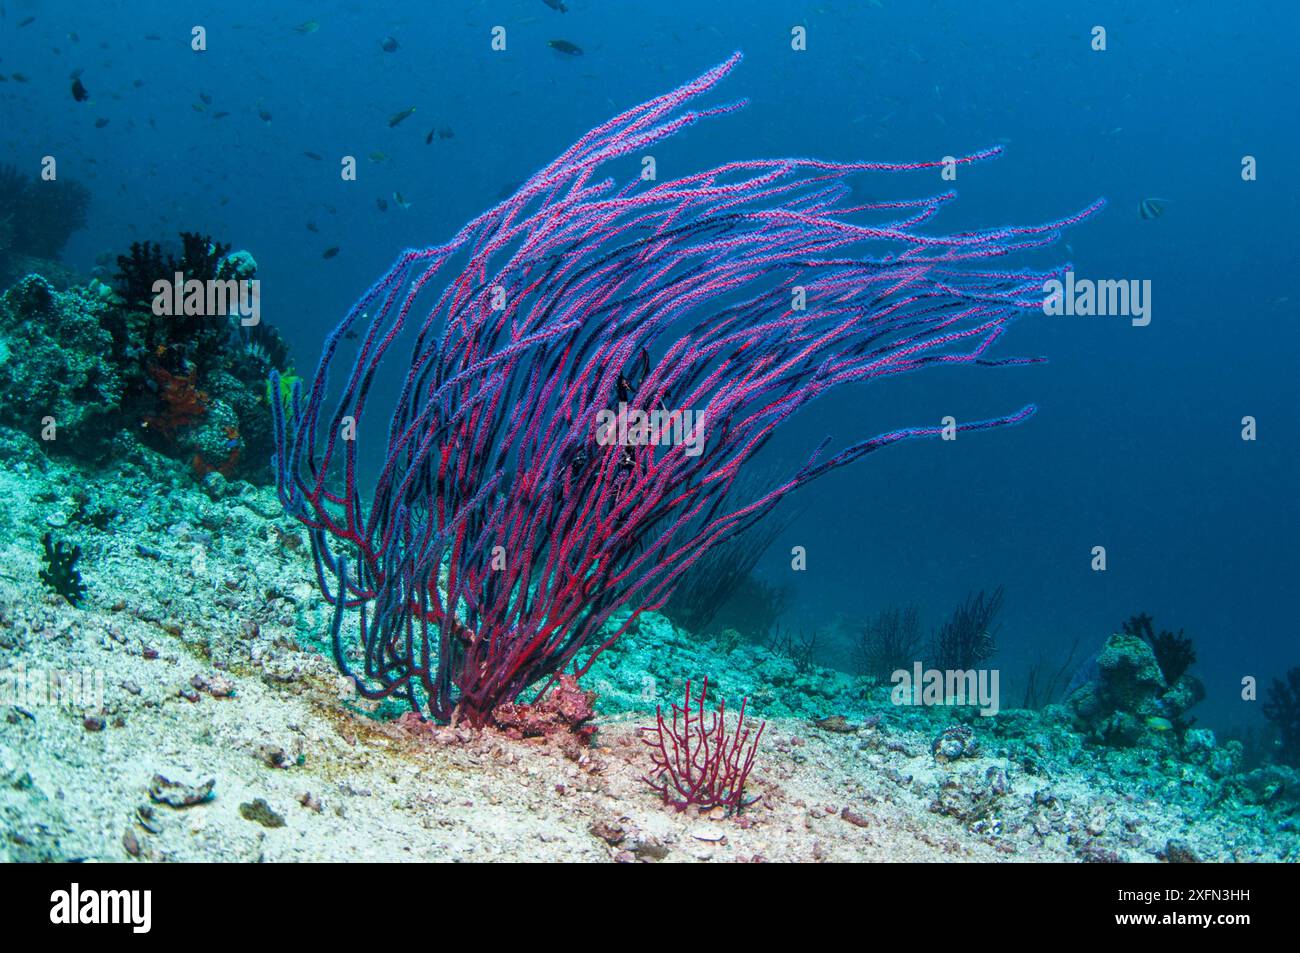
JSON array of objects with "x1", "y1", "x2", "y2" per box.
[{"x1": 0, "y1": 436, "x2": 1292, "y2": 863}]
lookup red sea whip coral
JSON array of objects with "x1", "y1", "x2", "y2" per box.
[
  {"x1": 271, "y1": 53, "x2": 1102, "y2": 727},
  {"x1": 641, "y1": 678, "x2": 765, "y2": 812}
]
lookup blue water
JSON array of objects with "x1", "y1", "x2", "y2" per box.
[{"x1": 6, "y1": 0, "x2": 1297, "y2": 735}]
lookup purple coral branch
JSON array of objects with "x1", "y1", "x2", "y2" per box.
[{"x1": 272, "y1": 51, "x2": 1102, "y2": 726}]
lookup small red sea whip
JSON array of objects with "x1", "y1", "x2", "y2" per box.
[{"x1": 641, "y1": 678, "x2": 765, "y2": 812}]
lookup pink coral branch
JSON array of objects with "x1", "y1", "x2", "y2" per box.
[{"x1": 640, "y1": 678, "x2": 766, "y2": 812}]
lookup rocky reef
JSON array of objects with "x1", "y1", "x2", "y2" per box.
[
  {"x1": 0, "y1": 250, "x2": 293, "y2": 485},
  {"x1": 1064, "y1": 628, "x2": 1204, "y2": 748}
]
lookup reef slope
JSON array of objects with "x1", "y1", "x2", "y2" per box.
[{"x1": 0, "y1": 436, "x2": 1293, "y2": 863}]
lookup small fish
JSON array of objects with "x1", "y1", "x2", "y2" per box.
[
  {"x1": 1146, "y1": 716, "x2": 1174, "y2": 732},
  {"x1": 212, "y1": 110, "x2": 229, "y2": 119},
  {"x1": 388, "y1": 106, "x2": 416, "y2": 127},
  {"x1": 542, "y1": 0, "x2": 569, "y2": 11},
  {"x1": 305, "y1": 221, "x2": 319, "y2": 233},
  {"x1": 393, "y1": 191, "x2": 411, "y2": 210},
  {"x1": 94, "y1": 117, "x2": 110, "y2": 128},
  {"x1": 144, "y1": 33, "x2": 161, "y2": 41},
  {"x1": 812, "y1": 715, "x2": 856, "y2": 734},
  {"x1": 381, "y1": 36, "x2": 399, "y2": 53},
  {"x1": 548, "y1": 39, "x2": 583, "y2": 56},
  {"x1": 368, "y1": 151, "x2": 389, "y2": 163},
  {"x1": 71, "y1": 77, "x2": 89, "y2": 102},
  {"x1": 303, "y1": 150, "x2": 322, "y2": 160},
  {"x1": 293, "y1": 21, "x2": 320, "y2": 35},
  {"x1": 11, "y1": 72, "x2": 29, "y2": 82},
  {"x1": 376, "y1": 197, "x2": 388, "y2": 212},
  {"x1": 17, "y1": 15, "x2": 33, "y2": 27},
  {"x1": 192, "y1": 103, "x2": 207, "y2": 112},
  {"x1": 1139, "y1": 197, "x2": 1168, "y2": 220},
  {"x1": 199, "y1": 91, "x2": 212, "y2": 105},
  {"x1": 322, "y1": 246, "x2": 340, "y2": 259},
  {"x1": 258, "y1": 107, "x2": 272, "y2": 123},
  {"x1": 425, "y1": 128, "x2": 434, "y2": 145}
]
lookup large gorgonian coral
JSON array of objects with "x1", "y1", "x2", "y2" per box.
[{"x1": 272, "y1": 53, "x2": 1102, "y2": 726}]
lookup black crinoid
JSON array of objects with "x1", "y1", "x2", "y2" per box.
[
  {"x1": 113, "y1": 231, "x2": 244, "y2": 376},
  {"x1": 38, "y1": 532, "x2": 88, "y2": 606},
  {"x1": 112, "y1": 238, "x2": 170, "y2": 311},
  {"x1": 1121, "y1": 612, "x2": 1197, "y2": 683},
  {"x1": 236, "y1": 319, "x2": 293, "y2": 379},
  {"x1": 113, "y1": 231, "x2": 235, "y2": 306}
]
